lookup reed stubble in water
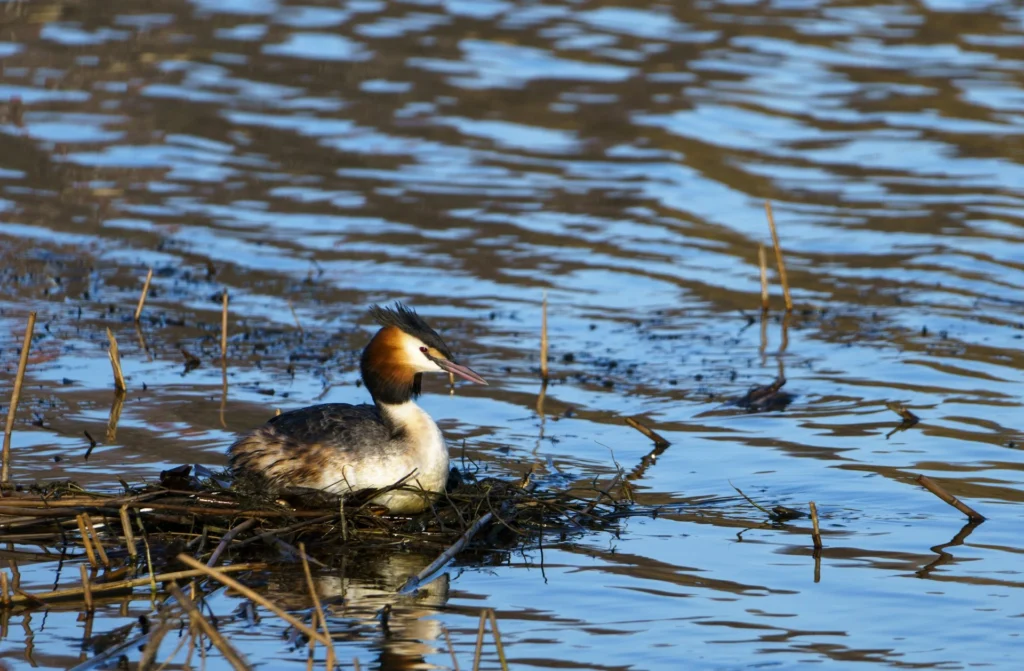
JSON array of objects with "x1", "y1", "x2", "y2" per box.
[
  {"x1": 764, "y1": 201, "x2": 793, "y2": 311},
  {"x1": 133, "y1": 268, "x2": 153, "y2": 322},
  {"x1": 2, "y1": 311, "x2": 35, "y2": 483},
  {"x1": 809, "y1": 501, "x2": 822, "y2": 549}
]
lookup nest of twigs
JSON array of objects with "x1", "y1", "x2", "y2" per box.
[{"x1": 0, "y1": 463, "x2": 623, "y2": 607}]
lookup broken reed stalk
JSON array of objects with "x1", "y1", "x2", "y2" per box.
[
  {"x1": 299, "y1": 542, "x2": 336, "y2": 668},
  {"x1": 399, "y1": 512, "x2": 496, "y2": 595},
  {"x1": 2, "y1": 311, "x2": 36, "y2": 484},
  {"x1": 3, "y1": 563, "x2": 265, "y2": 607},
  {"x1": 758, "y1": 244, "x2": 769, "y2": 311},
  {"x1": 0, "y1": 572, "x2": 8, "y2": 606},
  {"x1": 134, "y1": 268, "x2": 154, "y2": 322},
  {"x1": 76, "y1": 515, "x2": 99, "y2": 569},
  {"x1": 220, "y1": 290, "x2": 229, "y2": 360},
  {"x1": 764, "y1": 200, "x2": 793, "y2": 311},
  {"x1": 624, "y1": 417, "x2": 671, "y2": 448},
  {"x1": 119, "y1": 505, "x2": 137, "y2": 559},
  {"x1": 168, "y1": 584, "x2": 251, "y2": 671},
  {"x1": 916, "y1": 474, "x2": 985, "y2": 522},
  {"x1": 175, "y1": 554, "x2": 330, "y2": 646},
  {"x1": 808, "y1": 501, "x2": 822, "y2": 549},
  {"x1": 79, "y1": 565, "x2": 93, "y2": 611},
  {"x1": 540, "y1": 291, "x2": 548, "y2": 380},
  {"x1": 106, "y1": 328, "x2": 127, "y2": 393},
  {"x1": 83, "y1": 516, "x2": 111, "y2": 567}
]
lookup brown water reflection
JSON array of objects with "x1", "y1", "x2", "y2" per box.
[{"x1": 1, "y1": 0, "x2": 1023, "y2": 668}]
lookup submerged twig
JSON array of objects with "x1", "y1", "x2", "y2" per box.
[
  {"x1": 175, "y1": 554, "x2": 329, "y2": 645},
  {"x1": 764, "y1": 200, "x2": 793, "y2": 311},
  {"x1": 299, "y1": 542, "x2": 336, "y2": 668},
  {"x1": 624, "y1": 417, "x2": 670, "y2": 448},
  {"x1": 540, "y1": 291, "x2": 548, "y2": 380},
  {"x1": 758, "y1": 243, "x2": 769, "y2": 312},
  {"x1": 220, "y1": 290, "x2": 229, "y2": 360},
  {"x1": 915, "y1": 474, "x2": 985, "y2": 522},
  {"x1": 2, "y1": 311, "x2": 36, "y2": 483},
  {"x1": 399, "y1": 511, "x2": 496, "y2": 594},
  {"x1": 134, "y1": 268, "x2": 154, "y2": 322},
  {"x1": 169, "y1": 584, "x2": 251, "y2": 671},
  {"x1": 206, "y1": 518, "x2": 256, "y2": 568}
]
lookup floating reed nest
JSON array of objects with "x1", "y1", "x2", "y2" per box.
[{"x1": 0, "y1": 464, "x2": 623, "y2": 608}]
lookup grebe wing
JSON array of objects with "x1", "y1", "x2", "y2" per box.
[{"x1": 262, "y1": 403, "x2": 391, "y2": 451}]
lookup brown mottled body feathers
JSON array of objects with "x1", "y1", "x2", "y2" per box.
[{"x1": 228, "y1": 403, "x2": 395, "y2": 492}]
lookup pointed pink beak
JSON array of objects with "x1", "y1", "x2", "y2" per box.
[{"x1": 437, "y1": 359, "x2": 487, "y2": 385}]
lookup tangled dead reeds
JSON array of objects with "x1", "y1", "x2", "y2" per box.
[{"x1": 0, "y1": 463, "x2": 622, "y2": 608}]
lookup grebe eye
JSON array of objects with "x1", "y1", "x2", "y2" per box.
[{"x1": 420, "y1": 346, "x2": 428, "y2": 354}]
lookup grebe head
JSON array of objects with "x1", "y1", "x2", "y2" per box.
[{"x1": 361, "y1": 303, "x2": 487, "y2": 405}]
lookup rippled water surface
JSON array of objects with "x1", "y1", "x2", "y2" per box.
[{"x1": 1, "y1": 0, "x2": 1024, "y2": 668}]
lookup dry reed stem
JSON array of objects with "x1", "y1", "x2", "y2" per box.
[
  {"x1": 169, "y1": 584, "x2": 251, "y2": 671},
  {"x1": 353, "y1": 658, "x2": 361, "y2": 671},
  {"x1": 299, "y1": 542, "x2": 336, "y2": 668},
  {"x1": 119, "y1": 505, "x2": 137, "y2": 559},
  {"x1": 758, "y1": 244, "x2": 769, "y2": 311},
  {"x1": 916, "y1": 474, "x2": 985, "y2": 521},
  {"x1": 175, "y1": 554, "x2": 330, "y2": 646},
  {"x1": 106, "y1": 328, "x2": 127, "y2": 393},
  {"x1": 624, "y1": 417, "x2": 670, "y2": 448},
  {"x1": 134, "y1": 268, "x2": 154, "y2": 322},
  {"x1": 83, "y1": 516, "x2": 110, "y2": 567},
  {"x1": 4, "y1": 563, "x2": 264, "y2": 606},
  {"x1": 809, "y1": 501, "x2": 822, "y2": 549},
  {"x1": 79, "y1": 565, "x2": 93, "y2": 611},
  {"x1": 2, "y1": 311, "x2": 36, "y2": 483},
  {"x1": 220, "y1": 290, "x2": 229, "y2": 360},
  {"x1": 487, "y1": 609, "x2": 510, "y2": 671},
  {"x1": 0, "y1": 572, "x2": 7, "y2": 606},
  {"x1": 540, "y1": 291, "x2": 548, "y2": 380},
  {"x1": 472, "y1": 610, "x2": 487, "y2": 671},
  {"x1": 764, "y1": 201, "x2": 793, "y2": 311},
  {"x1": 75, "y1": 515, "x2": 99, "y2": 568},
  {"x1": 143, "y1": 535, "x2": 157, "y2": 594}
]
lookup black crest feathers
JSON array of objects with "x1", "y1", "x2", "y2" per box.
[{"x1": 369, "y1": 302, "x2": 452, "y2": 358}]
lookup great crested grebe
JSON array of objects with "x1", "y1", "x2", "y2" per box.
[{"x1": 228, "y1": 303, "x2": 486, "y2": 513}]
